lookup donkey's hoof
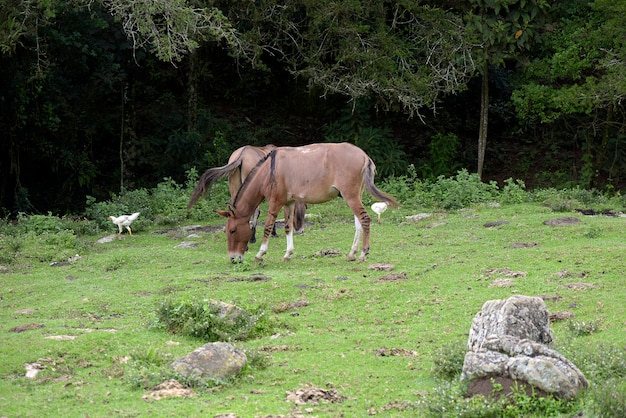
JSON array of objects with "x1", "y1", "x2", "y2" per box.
[
  {"x1": 283, "y1": 256, "x2": 292, "y2": 262},
  {"x1": 254, "y1": 256, "x2": 264, "y2": 262},
  {"x1": 347, "y1": 254, "x2": 356, "y2": 262},
  {"x1": 358, "y1": 255, "x2": 367, "y2": 263}
]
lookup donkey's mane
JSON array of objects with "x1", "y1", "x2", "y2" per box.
[{"x1": 233, "y1": 149, "x2": 276, "y2": 208}]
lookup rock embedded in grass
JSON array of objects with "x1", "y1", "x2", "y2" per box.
[{"x1": 462, "y1": 295, "x2": 589, "y2": 400}]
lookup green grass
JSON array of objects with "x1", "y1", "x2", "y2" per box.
[{"x1": 1, "y1": 199, "x2": 625, "y2": 417}]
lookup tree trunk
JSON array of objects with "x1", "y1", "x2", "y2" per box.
[
  {"x1": 119, "y1": 84, "x2": 125, "y2": 192},
  {"x1": 477, "y1": 62, "x2": 489, "y2": 180},
  {"x1": 187, "y1": 49, "x2": 198, "y2": 132}
]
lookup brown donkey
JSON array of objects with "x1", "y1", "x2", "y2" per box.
[
  {"x1": 216, "y1": 143, "x2": 399, "y2": 263},
  {"x1": 187, "y1": 145, "x2": 305, "y2": 243}
]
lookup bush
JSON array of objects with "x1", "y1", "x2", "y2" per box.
[
  {"x1": 154, "y1": 298, "x2": 280, "y2": 342},
  {"x1": 431, "y1": 340, "x2": 466, "y2": 380},
  {"x1": 428, "y1": 170, "x2": 499, "y2": 209},
  {"x1": 590, "y1": 378, "x2": 626, "y2": 417}
]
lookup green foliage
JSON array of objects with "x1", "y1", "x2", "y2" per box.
[
  {"x1": 125, "y1": 346, "x2": 178, "y2": 390},
  {"x1": 106, "y1": 0, "x2": 238, "y2": 63},
  {"x1": 559, "y1": 341, "x2": 626, "y2": 382},
  {"x1": 323, "y1": 102, "x2": 409, "y2": 177},
  {"x1": 0, "y1": 235, "x2": 22, "y2": 264},
  {"x1": 288, "y1": 3, "x2": 474, "y2": 116},
  {"x1": 380, "y1": 164, "x2": 420, "y2": 205},
  {"x1": 154, "y1": 298, "x2": 280, "y2": 342},
  {"x1": 10, "y1": 230, "x2": 84, "y2": 263},
  {"x1": 511, "y1": 0, "x2": 626, "y2": 187},
  {"x1": 422, "y1": 132, "x2": 461, "y2": 179},
  {"x1": 557, "y1": 341, "x2": 626, "y2": 416},
  {"x1": 502, "y1": 384, "x2": 576, "y2": 417},
  {"x1": 584, "y1": 226, "x2": 603, "y2": 239},
  {"x1": 421, "y1": 381, "x2": 503, "y2": 417},
  {"x1": 17, "y1": 213, "x2": 66, "y2": 234},
  {"x1": 431, "y1": 340, "x2": 467, "y2": 380},
  {"x1": 464, "y1": 0, "x2": 552, "y2": 66},
  {"x1": 422, "y1": 379, "x2": 579, "y2": 417},
  {"x1": 427, "y1": 170, "x2": 500, "y2": 210},
  {"x1": 500, "y1": 178, "x2": 528, "y2": 204},
  {"x1": 590, "y1": 378, "x2": 626, "y2": 417}
]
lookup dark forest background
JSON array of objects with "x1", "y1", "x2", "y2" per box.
[{"x1": 1, "y1": 0, "x2": 625, "y2": 216}]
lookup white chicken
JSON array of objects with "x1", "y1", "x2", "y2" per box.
[
  {"x1": 371, "y1": 202, "x2": 388, "y2": 224},
  {"x1": 108, "y1": 212, "x2": 140, "y2": 235}
]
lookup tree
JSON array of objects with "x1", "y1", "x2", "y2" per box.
[
  {"x1": 99, "y1": 0, "x2": 239, "y2": 63},
  {"x1": 462, "y1": 0, "x2": 552, "y2": 179},
  {"x1": 220, "y1": 1, "x2": 477, "y2": 120},
  {"x1": 511, "y1": 0, "x2": 626, "y2": 186}
]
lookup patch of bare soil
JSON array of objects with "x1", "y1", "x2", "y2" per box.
[
  {"x1": 484, "y1": 220, "x2": 510, "y2": 228},
  {"x1": 489, "y1": 278, "x2": 515, "y2": 288},
  {"x1": 312, "y1": 249, "x2": 341, "y2": 257},
  {"x1": 575, "y1": 208, "x2": 621, "y2": 217},
  {"x1": 9, "y1": 323, "x2": 45, "y2": 332},
  {"x1": 537, "y1": 294, "x2": 562, "y2": 302},
  {"x1": 508, "y1": 242, "x2": 539, "y2": 248},
  {"x1": 550, "y1": 311, "x2": 575, "y2": 322},
  {"x1": 143, "y1": 379, "x2": 194, "y2": 401},
  {"x1": 467, "y1": 376, "x2": 548, "y2": 401},
  {"x1": 368, "y1": 263, "x2": 395, "y2": 271},
  {"x1": 259, "y1": 345, "x2": 301, "y2": 352},
  {"x1": 155, "y1": 225, "x2": 225, "y2": 234},
  {"x1": 543, "y1": 217, "x2": 580, "y2": 226},
  {"x1": 15, "y1": 308, "x2": 36, "y2": 314},
  {"x1": 375, "y1": 272, "x2": 409, "y2": 282},
  {"x1": 368, "y1": 401, "x2": 415, "y2": 414},
  {"x1": 486, "y1": 268, "x2": 527, "y2": 278},
  {"x1": 555, "y1": 270, "x2": 589, "y2": 279},
  {"x1": 272, "y1": 299, "x2": 309, "y2": 313},
  {"x1": 485, "y1": 267, "x2": 526, "y2": 287},
  {"x1": 286, "y1": 384, "x2": 347, "y2": 406},
  {"x1": 375, "y1": 347, "x2": 418, "y2": 357},
  {"x1": 564, "y1": 282, "x2": 596, "y2": 291},
  {"x1": 228, "y1": 274, "x2": 271, "y2": 283}
]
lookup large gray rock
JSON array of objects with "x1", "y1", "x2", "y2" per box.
[
  {"x1": 462, "y1": 295, "x2": 588, "y2": 400},
  {"x1": 172, "y1": 342, "x2": 247, "y2": 381},
  {"x1": 467, "y1": 295, "x2": 553, "y2": 352}
]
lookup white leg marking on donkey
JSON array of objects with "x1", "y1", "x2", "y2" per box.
[
  {"x1": 255, "y1": 242, "x2": 268, "y2": 261},
  {"x1": 283, "y1": 229, "x2": 294, "y2": 261},
  {"x1": 348, "y1": 215, "x2": 362, "y2": 261}
]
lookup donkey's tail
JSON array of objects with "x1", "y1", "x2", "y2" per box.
[
  {"x1": 187, "y1": 160, "x2": 241, "y2": 210},
  {"x1": 363, "y1": 159, "x2": 400, "y2": 208}
]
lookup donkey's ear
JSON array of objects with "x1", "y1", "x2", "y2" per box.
[{"x1": 215, "y1": 209, "x2": 232, "y2": 218}]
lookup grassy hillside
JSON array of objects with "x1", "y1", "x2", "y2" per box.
[{"x1": 1, "y1": 186, "x2": 625, "y2": 416}]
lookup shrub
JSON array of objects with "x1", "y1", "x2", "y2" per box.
[
  {"x1": 154, "y1": 298, "x2": 280, "y2": 342},
  {"x1": 422, "y1": 132, "x2": 462, "y2": 179},
  {"x1": 431, "y1": 340, "x2": 467, "y2": 380},
  {"x1": 590, "y1": 378, "x2": 626, "y2": 417},
  {"x1": 500, "y1": 178, "x2": 528, "y2": 204},
  {"x1": 567, "y1": 319, "x2": 603, "y2": 337},
  {"x1": 428, "y1": 170, "x2": 499, "y2": 209},
  {"x1": 562, "y1": 342, "x2": 626, "y2": 381}
]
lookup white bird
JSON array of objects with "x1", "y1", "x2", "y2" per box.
[
  {"x1": 371, "y1": 202, "x2": 388, "y2": 223},
  {"x1": 108, "y1": 212, "x2": 140, "y2": 235}
]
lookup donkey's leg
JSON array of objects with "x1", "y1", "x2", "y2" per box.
[
  {"x1": 255, "y1": 203, "x2": 282, "y2": 262},
  {"x1": 282, "y1": 203, "x2": 296, "y2": 261},
  {"x1": 347, "y1": 215, "x2": 362, "y2": 261},
  {"x1": 250, "y1": 205, "x2": 261, "y2": 244},
  {"x1": 345, "y1": 199, "x2": 371, "y2": 262}
]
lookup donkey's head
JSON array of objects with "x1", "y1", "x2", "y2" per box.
[{"x1": 216, "y1": 206, "x2": 252, "y2": 263}]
